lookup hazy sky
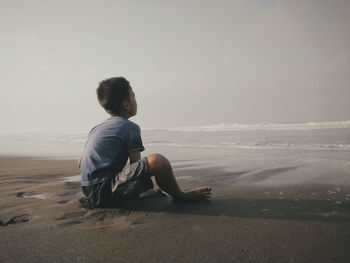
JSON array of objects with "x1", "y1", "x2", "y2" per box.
[{"x1": 1, "y1": 0, "x2": 349, "y2": 133}]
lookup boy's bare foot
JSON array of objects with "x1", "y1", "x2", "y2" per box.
[{"x1": 174, "y1": 187, "x2": 212, "y2": 202}]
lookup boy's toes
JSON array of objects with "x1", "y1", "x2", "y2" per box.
[
  {"x1": 198, "y1": 186, "x2": 212, "y2": 194},
  {"x1": 197, "y1": 186, "x2": 211, "y2": 191},
  {"x1": 192, "y1": 186, "x2": 212, "y2": 200}
]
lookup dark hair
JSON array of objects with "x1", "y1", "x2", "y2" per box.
[{"x1": 96, "y1": 77, "x2": 130, "y2": 114}]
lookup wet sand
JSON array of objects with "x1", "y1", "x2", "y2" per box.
[{"x1": 1, "y1": 156, "x2": 350, "y2": 263}]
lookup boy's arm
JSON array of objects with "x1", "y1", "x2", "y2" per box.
[{"x1": 129, "y1": 150, "x2": 141, "y2": 164}]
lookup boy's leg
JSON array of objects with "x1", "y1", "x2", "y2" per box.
[{"x1": 147, "y1": 154, "x2": 211, "y2": 201}]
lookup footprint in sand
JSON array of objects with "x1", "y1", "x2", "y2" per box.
[
  {"x1": 56, "y1": 211, "x2": 86, "y2": 227},
  {"x1": 56, "y1": 211, "x2": 86, "y2": 220},
  {"x1": 88, "y1": 211, "x2": 111, "y2": 221},
  {"x1": 0, "y1": 214, "x2": 32, "y2": 226},
  {"x1": 88, "y1": 210, "x2": 128, "y2": 221},
  {"x1": 16, "y1": 192, "x2": 26, "y2": 197},
  {"x1": 59, "y1": 221, "x2": 83, "y2": 226},
  {"x1": 57, "y1": 200, "x2": 69, "y2": 204},
  {"x1": 16, "y1": 192, "x2": 46, "y2": 200}
]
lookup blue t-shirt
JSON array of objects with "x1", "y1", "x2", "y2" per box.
[{"x1": 80, "y1": 116, "x2": 145, "y2": 186}]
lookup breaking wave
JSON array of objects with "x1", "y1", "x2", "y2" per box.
[{"x1": 147, "y1": 120, "x2": 350, "y2": 132}]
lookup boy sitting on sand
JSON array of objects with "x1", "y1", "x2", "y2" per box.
[{"x1": 78, "y1": 77, "x2": 211, "y2": 207}]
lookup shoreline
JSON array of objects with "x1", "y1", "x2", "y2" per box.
[
  {"x1": 0, "y1": 153, "x2": 81, "y2": 160},
  {"x1": 1, "y1": 156, "x2": 350, "y2": 262}
]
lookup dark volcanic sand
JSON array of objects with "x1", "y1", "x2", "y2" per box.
[{"x1": 0, "y1": 157, "x2": 350, "y2": 263}]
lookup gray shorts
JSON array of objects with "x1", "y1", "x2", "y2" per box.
[{"x1": 82, "y1": 157, "x2": 153, "y2": 207}]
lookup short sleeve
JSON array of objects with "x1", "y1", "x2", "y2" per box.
[{"x1": 126, "y1": 123, "x2": 145, "y2": 153}]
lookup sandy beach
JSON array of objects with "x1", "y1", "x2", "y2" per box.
[
  {"x1": 0, "y1": 156, "x2": 349, "y2": 263},
  {"x1": 2, "y1": 0, "x2": 350, "y2": 260}
]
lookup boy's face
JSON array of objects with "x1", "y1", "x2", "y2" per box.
[{"x1": 126, "y1": 86, "x2": 137, "y2": 117}]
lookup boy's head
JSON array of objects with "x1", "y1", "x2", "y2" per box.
[{"x1": 97, "y1": 77, "x2": 137, "y2": 117}]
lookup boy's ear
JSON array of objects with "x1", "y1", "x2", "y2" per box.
[{"x1": 122, "y1": 99, "x2": 129, "y2": 111}]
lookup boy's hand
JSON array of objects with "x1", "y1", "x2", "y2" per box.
[
  {"x1": 129, "y1": 151, "x2": 141, "y2": 164},
  {"x1": 77, "y1": 155, "x2": 83, "y2": 169}
]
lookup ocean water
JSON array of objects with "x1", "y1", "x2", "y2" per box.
[
  {"x1": 144, "y1": 121, "x2": 350, "y2": 151},
  {"x1": 1, "y1": 120, "x2": 349, "y2": 185},
  {"x1": 1, "y1": 120, "x2": 349, "y2": 156}
]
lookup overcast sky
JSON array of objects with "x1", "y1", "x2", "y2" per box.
[{"x1": 1, "y1": 0, "x2": 349, "y2": 133}]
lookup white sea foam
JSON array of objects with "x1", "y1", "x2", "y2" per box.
[
  {"x1": 145, "y1": 141, "x2": 350, "y2": 151},
  {"x1": 160, "y1": 120, "x2": 350, "y2": 132}
]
